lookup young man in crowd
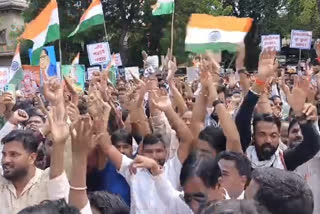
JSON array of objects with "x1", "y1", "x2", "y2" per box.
[
  {"x1": 246, "y1": 167, "x2": 314, "y2": 214},
  {"x1": 236, "y1": 50, "x2": 320, "y2": 170},
  {"x1": 216, "y1": 151, "x2": 251, "y2": 199},
  {"x1": 0, "y1": 77, "x2": 70, "y2": 213}
]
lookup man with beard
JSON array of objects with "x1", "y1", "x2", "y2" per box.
[
  {"x1": 236, "y1": 50, "x2": 320, "y2": 171},
  {"x1": 287, "y1": 118, "x2": 320, "y2": 214}
]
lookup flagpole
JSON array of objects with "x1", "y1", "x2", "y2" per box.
[
  {"x1": 59, "y1": 40, "x2": 63, "y2": 70},
  {"x1": 170, "y1": 10, "x2": 175, "y2": 57}
]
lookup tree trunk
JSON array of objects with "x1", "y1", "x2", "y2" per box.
[{"x1": 119, "y1": 25, "x2": 130, "y2": 66}]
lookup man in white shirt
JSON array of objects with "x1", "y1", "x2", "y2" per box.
[
  {"x1": 0, "y1": 116, "x2": 69, "y2": 213},
  {"x1": 216, "y1": 151, "x2": 251, "y2": 199}
]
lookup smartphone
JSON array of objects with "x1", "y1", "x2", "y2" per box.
[{"x1": 4, "y1": 84, "x2": 16, "y2": 102}]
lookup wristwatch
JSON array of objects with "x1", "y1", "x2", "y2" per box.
[{"x1": 212, "y1": 99, "x2": 224, "y2": 108}]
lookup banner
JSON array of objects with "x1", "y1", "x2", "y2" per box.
[
  {"x1": 87, "y1": 42, "x2": 111, "y2": 65},
  {"x1": 61, "y1": 65, "x2": 85, "y2": 92},
  {"x1": 125, "y1": 67, "x2": 140, "y2": 82},
  {"x1": 290, "y1": 30, "x2": 312, "y2": 50},
  {"x1": 21, "y1": 65, "x2": 40, "y2": 96},
  {"x1": 261, "y1": 34, "x2": 281, "y2": 51},
  {"x1": 0, "y1": 67, "x2": 9, "y2": 89},
  {"x1": 87, "y1": 67, "x2": 100, "y2": 80}
]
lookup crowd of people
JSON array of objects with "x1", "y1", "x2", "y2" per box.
[{"x1": 0, "y1": 43, "x2": 320, "y2": 214}]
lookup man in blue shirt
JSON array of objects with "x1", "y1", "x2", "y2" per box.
[{"x1": 88, "y1": 129, "x2": 132, "y2": 206}]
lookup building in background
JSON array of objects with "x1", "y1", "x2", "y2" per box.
[{"x1": 0, "y1": 0, "x2": 27, "y2": 66}]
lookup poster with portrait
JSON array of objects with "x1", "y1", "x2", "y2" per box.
[
  {"x1": 21, "y1": 65, "x2": 40, "y2": 96},
  {"x1": 61, "y1": 65, "x2": 85, "y2": 92}
]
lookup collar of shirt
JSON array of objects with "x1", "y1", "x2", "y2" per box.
[{"x1": 2, "y1": 168, "x2": 43, "y2": 198}]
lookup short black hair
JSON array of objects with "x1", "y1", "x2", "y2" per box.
[
  {"x1": 252, "y1": 168, "x2": 314, "y2": 214},
  {"x1": 198, "y1": 126, "x2": 226, "y2": 153},
  {"x1": 12, "y1": 100, "x2": 34, "y2": 112},
  {"x1": 18, "y1": 199, "x2": 80, "y2": 214},
  {"x1": 253, "y1": 113, "x2": 281, "y2": 132},
  {"x1": 200, "y1": 200, "x2": 271, "y2": 214},
  {"x1": 25, "y1": 107, "x2": 46, "y2": 123},
  {"x1": 111, "y1": 129, "x2": 132, "y2": 146},
  {"x1": 216, "y1": 151, "x2": 251, "y2": 180},
  {"x1": 180, "y1": 151, "x2": 221, "y2": 188},
  {"x1": 42, "y1": 48, "x2": 49, "y2": 56},
  {"x1": 143, "y1": 134, "x2": 164, "y2": 147},
  {"x1": 88, "y1": 191, "x2": 129, "y2": 214},
  {"x1": 2, "y1": 130, "x2": 40, "y2": 153},
  {"x1": 288, "y1": 119, "x2": 299, "y2": 134},
  {"x1": 270, "y1": 95, "x2": 281, "y2": 103}
]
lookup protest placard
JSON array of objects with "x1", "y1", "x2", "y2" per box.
[
  {"x1": 21, "y1": 65, "x2": 40, "y2": 96},
  {"x1": 125, "y1": 67, "x2": 140, "y2": 82},
  {"x1": 290, "y1": 30, "x2": 313, "y2": 50},
  {"x1": 261, "y1": 34, "x2": 281, "y2": 51},
  {"x1": 61, "y1": 65, "x2": 86, "y2": 92},
  {"x1": 0, "y1": 67, "x2": 9, "y2": 89},
  {"x1": 87, "y1": 42, "x2": 111, "y2": 65},
  {"x1": 87, "y1": 67, "x2": 100, "y2": 80},
  {"x1": 114, "y1": 53, "x2": 123, "y2": 67}
]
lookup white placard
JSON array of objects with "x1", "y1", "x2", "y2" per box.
[
  {"x1": 113, "y1": 53, "x2": 122, "y2": 67},
  {"x1": 87, "y1": 67, "x2": 100, "y2": 80},
  {"x1": 87, "y1": 42, "x2": 111, "y2": 65},
  {"x1": 187, "y1": 67, "x2": 199, "y2": 83},
  {"x1": 0, "y1": 67, "x2": 9, "y2": 89},
  {"x1": 290, "y1": 30, "x2": 313, "y2": 50},
  {"x1": 125, "y1": 67, "x2": 140, "y2": 82},
  {"x1": 261, "y1": 34, "x2": 281, "y2": 51},
  {"x1": 145, "y1": 55, "x2": 159, "y2": 69}
]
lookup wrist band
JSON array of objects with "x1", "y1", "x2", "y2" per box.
[
  {"x1": 255, "y1": 79, "x2": 266, "y2": 86},
  {"x1": 70, "y1": 185, "x2": 87, "y2": 191}
]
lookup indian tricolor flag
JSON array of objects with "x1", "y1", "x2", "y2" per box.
[
  {"x1": 185, "y1": 14, "x2": 253, "y2": 53},
  {"x1": 20, "y1": 0, "x2": 60, "y2": 65},
  {"x1": 152, "y1": 0, "x2": 175, "y2": 16},
  {"x1": 69, "y1": 0, "x2": 104, "y2": 37}
]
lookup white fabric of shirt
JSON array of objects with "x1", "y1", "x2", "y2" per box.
[
  {"x1": 119, "y1": 152, "x2": 182, "y2": 214},
  {"x1": 0, "y1": 168, "x2": 69, "y2": 214},
  {"x1": 80, "y1": 201, "x2": 93, "y2": 214}
]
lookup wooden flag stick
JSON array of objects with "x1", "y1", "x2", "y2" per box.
[{"x1": 170, "y1": 11, "x2": 175, "y2": 58}]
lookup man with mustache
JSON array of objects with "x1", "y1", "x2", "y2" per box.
[
  {"x1": 235, "y1": 49, "x2": 320, "y2": 171},
  {"x1": 287, "y1": 118, "x2": 320, "y2": 214}
]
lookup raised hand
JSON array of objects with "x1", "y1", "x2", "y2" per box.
[
  {"x1": 150, "y1": 90, "x2": 172, "y2": 113},
  {"x1": 43, "y1": 77, "x2": 64, "y2": 105},
  {"x1": 9, "y1": 109, "x2": 29, "y2": 126},
  {"x1": 302, "y1": 103, "x2": 318, "y2": 121},
  {"x1": 258, "y1": 48, "x2": 277, "y2": 79},
  {"x1": 88, "y1": 90, "x2": 111, "y2": 120},
  {"x1": 70, "y1": 115, "x2": 95, "y2": 156},
  {"x1": 67, "y1": 102, "x2": 80, "y2": 124},
  {"x1": 200, "y1": 51, "x2": 220, "y2": 83},
  {"x1": 167, "y1": 57, "x2": 177, "y2": 81},
  {"x1": 47, "y1": 106, "x2": 69, "y2": 145},
  {"x1": 286, "y1": 76, "x2": 308, "y2": 116},
  {"x1": 129, "y1": 155, "x2": 162, "y2": 176}
]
